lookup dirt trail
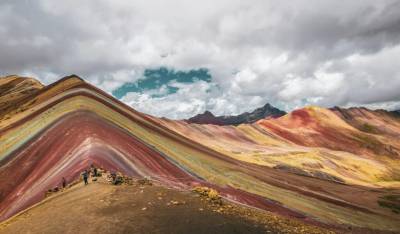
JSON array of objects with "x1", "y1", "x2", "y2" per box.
[{"x1": 0, "y1": 178, "x2": 334, "y2": 234}]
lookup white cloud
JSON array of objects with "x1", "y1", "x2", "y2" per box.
[
  {"x1": 122, "y1": 80, "x2": 212, "y2": 119},
  {"x1": 279, "y1": 71, "x2": 345, "y2": 102}
]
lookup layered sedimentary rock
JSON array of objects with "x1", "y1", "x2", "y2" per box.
[
  {"x1": 1, "y1": 75, "x2": 400, "y2": 232},
  {"x1": 0, "y1": 75, "x2": 43, "y2": 117}
]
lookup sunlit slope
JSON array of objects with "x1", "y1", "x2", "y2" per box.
[
  {"x1": 332, "y1": 106, "x2": 400, "y2": 139},
  {"x1": 0, "y1": 75, "x2": 83, "y2": 129},
  {"x1": 259, "y1": 106, "x2": 400, "y2": 157},
  {"x1": 0, "y1": 75, "x2": 44, "y2": 118},
  {"x1": 256, "y1": 106, "x2": 400, "y2": 185},
  {"x1": 0, "y1": 76, "x2": 399, "y2": 232}
]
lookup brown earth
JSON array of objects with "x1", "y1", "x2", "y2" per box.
[{"x1": 0, "y1": 177, "x2": 334, "y2": 234}]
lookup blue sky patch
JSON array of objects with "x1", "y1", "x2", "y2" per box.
[{"x1": 112, "y1": 67, "x2": 212, "y2": 99}]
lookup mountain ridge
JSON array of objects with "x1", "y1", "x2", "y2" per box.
[{"x1": 186, "y1": 103, "x2": 286, "y2": 125}]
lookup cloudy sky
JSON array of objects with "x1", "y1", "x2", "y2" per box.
[{"x1": 1, "y1": 0, "x2": 400, "y2": 119}]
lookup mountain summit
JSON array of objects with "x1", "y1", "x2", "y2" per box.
[{"x1": 187, "y1": 103, "x2": 286, "y2": 125}]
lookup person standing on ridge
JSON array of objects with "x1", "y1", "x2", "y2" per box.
[
  {"x1": 90, "y1": 164, "x2": 98, "y2": 177},
  {"x1": 62, "y1": 177, "x2": 67, "y2": 188},
  {"x1": 82, "y1": 170, "x2": 89, "y2": 185}
]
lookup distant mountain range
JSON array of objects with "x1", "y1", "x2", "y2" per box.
[{"x1": 186, "y1": 103, "x2": 286, "y2": 125}]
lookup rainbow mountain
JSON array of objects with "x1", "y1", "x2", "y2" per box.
[{"x1": 1, "y1": 75, "x2": 400, "y2": 232}]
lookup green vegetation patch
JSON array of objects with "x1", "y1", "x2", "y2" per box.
[
  {"x1": 378, "y1": 194, "x2": 400, "y2": 214},
  {"x1": 353, "y1": 134, "x2": 382, "y2": 153},
  {"x1": 359, "y1": 123, "x2": 378, "y2": 134}
]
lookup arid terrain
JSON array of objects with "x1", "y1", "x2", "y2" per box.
[
  {"x1": 0, "y1": 75, "x2": 400, "y2": 233},
  {"x1": 0, "y1": 175, "x2": 338, "y2": 234}
]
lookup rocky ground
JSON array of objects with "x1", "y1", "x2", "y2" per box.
[{"x1": 0, "y1": 174, "x2": 335, "y2": 234}]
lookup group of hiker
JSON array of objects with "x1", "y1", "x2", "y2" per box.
[
  {"x1": 52, "y1": 165, "x2": 100, "y2": 195},
  {"x1": 59, "y1": 164, "x2": 123, "y2": 188},
  {"x1": 109, "y1": 171, "x2": 123, "y2": 185},
  {"x1": 81, "y1": 164, "x2": 98, "y2": 185},
  {"x1": 81, "y1": 165, "x2": 123, "y2": 185}
]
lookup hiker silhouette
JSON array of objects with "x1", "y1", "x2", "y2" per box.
[{"x1": 82, "y1": 170, "x2": 89, "y2": 185}]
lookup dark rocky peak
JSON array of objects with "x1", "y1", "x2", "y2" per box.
[{"x1": 186, "y1": 103, "x2": 286, "y2": 126}]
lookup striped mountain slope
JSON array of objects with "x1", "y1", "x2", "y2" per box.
[{"x1": 0, "y1": 75, "x2": 399, "y2": 232}]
